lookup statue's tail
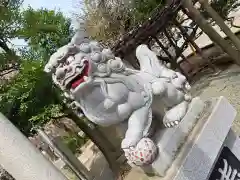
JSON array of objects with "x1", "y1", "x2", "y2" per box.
[{"x1": 136, "y1": 44, "x2": 165, "y2": 77}]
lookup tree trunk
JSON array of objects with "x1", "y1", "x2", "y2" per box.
[
  {"x1": 66, "y1": 111, "x2": 121, "y2": 176},
  {"x1": 199, "y1": 0, "x2": 240, "y2": 52},
  {"x1": 174, "y1": 19, "x2": 218, "y2": 71},
  {"x1": 182, "y1": 0, "x2": 240, "y2": 65},
  {"x1": 0, "y1": 40, "x2": 15, "y2": 57},
  {"x1": 52, "y1": 79, "x2": 123, "y2": 177}
]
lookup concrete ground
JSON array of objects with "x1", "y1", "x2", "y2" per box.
[
  {"x1": 190, "y1": 64, "x2": 240, "y2": 134},
  {"x1": 124, "y1": 63, "x2": 240, "y2": 180}
]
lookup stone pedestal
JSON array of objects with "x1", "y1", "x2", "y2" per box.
[{"x1": 143, "y1": 96, "x2": 237, "y2": 180}]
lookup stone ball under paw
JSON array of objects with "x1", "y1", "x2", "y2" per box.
[{"x1": 125, "y1": 138, "x2": 158, "y2": 166}]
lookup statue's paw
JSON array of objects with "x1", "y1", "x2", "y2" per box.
[
  {"x1": 184, "y1": 94, "x2": 192, "y2": 102},
  {"x1": 171, "y1": 75, "x2": 186, "y2": 90},
  {"x1": 170, "y1": 72, "x2": 191, "y2": 91},
  {"x1": 185, "y1": 82, "x2": 191, "y2": 91},
  {"x1": 163, "y1": 101, "x2": 189, "y2": 128},
  {"x1": 123, "y1": 138, "x2": 158, "y2": 166},
  {"x1": 152, "y1": 81, "x2": 166, "y2": 95},
  {"x1": 164, "y1": 120, "x2": 180, "y2": 128},
  {"x1": 162, "y1": 70, "x2": 177, "y2": 80},
  {"x1": 117, "y1": 103, "x2": 132, "y2": 120}
]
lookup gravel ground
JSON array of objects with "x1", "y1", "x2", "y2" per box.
[{"x1": 191, "y1": 64, "x2": 240, "y2": 134}]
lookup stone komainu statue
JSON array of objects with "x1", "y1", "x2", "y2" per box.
[{"x1": 44, "y1": 24, "x2": 192, "y2": 166}]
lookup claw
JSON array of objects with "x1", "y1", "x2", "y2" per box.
[
  {"x1": 164, "y1": 123, "x2": 170, "y2": 128},
  {"x1": 165, "y1": 122, "x2": 177, "y2": 128},
  {"x1": 185, "y1": 83, "x2": 191, "y2": 91},
  {"x1": 184, "y1": 94, "x2": 192, "y2": 102},
  {"x1": 164, "y1": 120, "x2": 180, "y2": 128}
]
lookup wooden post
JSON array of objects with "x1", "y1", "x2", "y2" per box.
[
  {"x1": 38, "y1": 129, "x2": 94, "y2": 180},
  {"x1": 182, "y1": 0, "x2": 240, "y2": 65},
  {"x1": 66, "y1": 112, "x2": 121, "y2": 177},
  {"x1": 0, "y1": 113, "x2": 68, "y2": 180},
  {"x1": 152, "y1": 36, "x2": 179, "y2": 69},
  {"x1": 199, "y1": 0, "x2": 240, "y2": 52},
  {"x1": 174, "y1": 19, "x2": 218, "y2": 71},
  {"x1": 163, "y1": 29, "x2": 192, "y2": 78}
]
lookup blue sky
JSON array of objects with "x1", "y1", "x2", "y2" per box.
[{"x1": 12, "y1": 0, "x2": 80, "y2": 49}]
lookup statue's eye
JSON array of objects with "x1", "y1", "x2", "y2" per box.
[
  {"x1": 66, "y1": 56, "x2": 75, "y2": 65},
  {"x1": 55, "y1": 67, "x2": 66, "y2": 79},
  {"x1": 80, "y1": 43, "x2": 91, "y2": 53},
  {"x1": 91, "y1": 52, "x2": 102, "y2": 62}
]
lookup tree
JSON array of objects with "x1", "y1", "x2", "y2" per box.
[
  {"x1": 0, "y1": 6, "x2": 121, "y2": 174},
  {"x1": 79, "y1": 0, "x2": 240, "y2": 46},
  {"x1": 182, "y1": 0, "x2": 240, "y2": 66},
  {"x1": 201, "y1": 0, "x2": 240, "y2": 25},
  {"x1": 0, "y1": 59, "x2": 65, "y2": 135},
  {"x1": 0, "y1": 7, "x2": 74, "y2": 136},
  {"x1": 199, "y1": 0, "x2": 240, "y2": 52},
  {"x1": 79, "y1": 0, "x2": 166, "y2": 45},
  {"x1": 0, "y1": 0, "x2": 23, "y2": 57},
  {"x1": 132, "y1": 0, "x2": 165, "y2": 22},
  {"x1": 19, "y1": 7, "x2": 74, "y2": 60},
  {"x1": 0, "y1": 0, "x2": 23, "y2": 76}
]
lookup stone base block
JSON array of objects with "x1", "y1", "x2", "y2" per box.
[
  {"x1": 142, "y1": 97, "x2": 205, "y2": 176},
  {"x1": 143, "y1": 96, "x2": 236, "y2": 180}
]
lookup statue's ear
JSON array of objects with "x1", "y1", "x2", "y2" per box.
[{"x1": 71, "y1": 23, "x2": 90, "y2": 45}]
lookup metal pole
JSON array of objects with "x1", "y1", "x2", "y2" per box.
[
  {"x1": 37, "y1": 129, "x2": 93, "y2": 180},
  {"x1": 0, "y1": 113, "x2": 68, "y2": 180}
]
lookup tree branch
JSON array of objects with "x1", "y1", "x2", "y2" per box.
[
  {"x1": 0, "y1": 63, "x2": 19, "y2": 72},
  {"x1": 0, "y1": 0, "x2": 9, "y2": 7},
  {"x1": 0, "y1": 40, "x2": 16, "y2": 57},
  {"x1": 0, "y1": 69, "x2": 17, "y2": 77},
  {"x1": 50, "y1": 114, "x2": 67, "y2": 120}
]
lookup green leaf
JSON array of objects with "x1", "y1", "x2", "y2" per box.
[{"x1": 0, "y1": 7, "x2": 73, "y2": 136}]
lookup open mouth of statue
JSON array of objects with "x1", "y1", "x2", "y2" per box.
[{"x1": 68, "y1": 61, "x2": 89, "y2": 90}]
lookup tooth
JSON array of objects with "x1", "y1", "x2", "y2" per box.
[
  {"x1": 83, "y1": 76, "x2": 88, "y2": 81},
  {"x1": 175, "y1": 121, "x2": 179, "y2": 125},
  {"x1": 64, "y1": 92, "x2": 70, "y2": 98},
  {"x1": 171, "y1": 122, "x2": 175, "y2": 126}
]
